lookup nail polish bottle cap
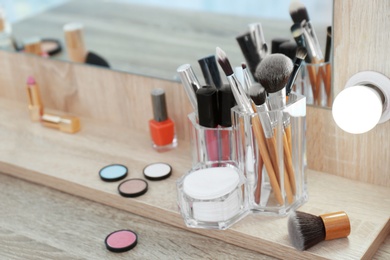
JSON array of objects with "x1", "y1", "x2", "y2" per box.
[
  {"x1": 196, "y1": 86, "x2": 218, "y2": 128},
  {"x1": 151, "y1": 88, "x2": 168, "y2": 122}
]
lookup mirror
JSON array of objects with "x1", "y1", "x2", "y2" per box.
[{"x1": 2, "y1": 0, "x2": 332, "y2": 106}]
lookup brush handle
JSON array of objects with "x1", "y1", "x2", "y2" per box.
[
  {"x1": 283, "y1": 165, "x2": 294, "y2": 204},
  {"x1": 254, "y1": 148, "x2": 263, "y2": 204},
  {"x1": 285, "y1": 124, "x2": 292, "y2": 156},
  {"x1": 251, "y1": 114, "x2": 283, "y2": 205},
  {"x1": 320, "y1": 211, "x2": 351, "y2": 241},
  {"x1": 306, "y1": 64, "x2": 318, "y2": 104},
  {"x1": 325, "y1": 63, "x2": 332, "y2": 107},
  {"x1": 266, "y1": 136, "x2": 281, "y2": 185},
  {"x1": 283, "y1": 129, "x2": 296, "y2": 195}
]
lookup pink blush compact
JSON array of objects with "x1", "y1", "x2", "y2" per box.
[{"x1": 105, "y1": 229, "x2": 138, "y2": 253}]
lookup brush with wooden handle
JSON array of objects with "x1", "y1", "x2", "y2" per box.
[{"x1": 216, "y1": 47, "x2": 284, "y2": 205}]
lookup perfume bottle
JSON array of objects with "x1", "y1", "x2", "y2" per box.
[{"x1": 149, "y1": 88, "x2": 177, "y2": 151}]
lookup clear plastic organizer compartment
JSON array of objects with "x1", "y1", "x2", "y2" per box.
[{"x1": 232, "y1": 92, "x2": 308, "y2": 216}]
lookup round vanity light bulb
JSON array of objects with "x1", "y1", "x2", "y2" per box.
[{"x1": 332, "y1": 86, "x2": 383, "y2": 134}]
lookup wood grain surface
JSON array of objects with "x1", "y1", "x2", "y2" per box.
[
  {"x1": 0, "y1": 98, "x2": 388, "y2": 260},
  {"x1": 0, "y1": 173, "x2": 277, "y2": 260}
]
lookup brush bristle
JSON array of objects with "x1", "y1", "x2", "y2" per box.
[
  {"x1": 248, "y1": 83, "x2": 266, "y2": 106},
  {"x1": 288, "y1": 211, "x2": 326, "y2": 251},
  {"x1": 289, "y1": 1, "x2": 309, "y2": 23},
  {"x1": 296, "y1": 46, "x2": 307, "y2": 60},
  {"x1": 216, "y1": 47, "x2": 234, "y2": 76},
  {"x1": 291, "y1": 23, "x2": 303, "y2": 38},
  {"x1": 254, "y1": 54, "x2": 293, "y2": 93}
]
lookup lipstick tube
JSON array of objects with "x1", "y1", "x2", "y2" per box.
[
  {"x1": 41, "y1": 113, "x2": 81, "y2": 133},
  {"x1": 26, "y1": 76, "x2": 44, "y2": 122},
  {"x1": 149, "y1": 88, "x2": 177, "y2": 151}
]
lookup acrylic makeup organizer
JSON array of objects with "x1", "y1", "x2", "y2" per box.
[
  {"x1": 232, "y1": 92, "x2": 307, "y2": 215},
  {"x1": 177, "y1": 93, "x2": 307, "y2": 230}
]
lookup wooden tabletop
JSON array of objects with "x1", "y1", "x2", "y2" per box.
[
  {"x1": 0, "y1": 173, "x2": 274, "y2": 259},
  {"x1": 0, "y1": 173, "x2": 388, "y2": 259}
]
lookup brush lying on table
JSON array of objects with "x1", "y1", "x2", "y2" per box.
[{"x1": 288, "y1": 211, "x2": 351, "y2": 250}]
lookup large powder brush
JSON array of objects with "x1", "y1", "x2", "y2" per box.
[
  {"x1": 254, "y1": 54, "x2": 293, "y2": 94},
  {"x1": 288, "y1": 211, "x2": 351, "y2": 251}
]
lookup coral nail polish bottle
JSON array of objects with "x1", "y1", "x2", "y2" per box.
[{"x1": 149, "y1": 88, "x2": 177, "y2": 151}]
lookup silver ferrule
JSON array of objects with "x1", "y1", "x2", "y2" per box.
[
  {"x1": 256, "y1": 103, "x2": 274, "y2": 138},
  {"x1": 248, "y1": 23, "x2": 267, "y2": 60},
  {"x1": 177, "y1": 64, "x2": 201, "y2": 112},
  {"x1": 301, "y1": 20, "x2": 323, "y2": 62},
  {"x1": 227, "y1": 74, "x2": 253, "y2": 113},
  {"x1": 267, "y1": 89, "x2": 290, "y2": 127},
  {"x1": 242, "y1": 67, "x2": 252, "y2": 95}
]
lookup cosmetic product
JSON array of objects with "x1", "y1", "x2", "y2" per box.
[
  {"x1": 40, "y1": 38, "x2": 62, "y2": 56},
  {"x1": 177, "y1": 162, "x2": 249, "y2": 230},
  {"x1": 105, "y1": 229, "x2": 138, "y2": 253},
  {"x1": 143, "y1": 162, "x2": 172, "y2": 181},
  {"x1": 249, "y1": 84, "x2": 294, "y2": 204},
  {"x1": 288, "y1": 211, "x2": 350, "y2": 250},
  {"x1": 196, "y1": 86, "x2": 219, "y2": 162},
  {"x1": 85, "y1": 51, "x2": 110, "y2": 68},
  {"x1": 278, "y1": 41, "x2": 297, "y2": 61},
  {"x1": 198, "y1": 55, "x2": 223, "y2": 89},
  {"x1": 118, "y1": 179, "x2": 148, "y2": 198},
  {"x1": 177, "y1": 64, "x2": 201, "y2": 112},
  {"x1": 216, "y1": 47, "x2": 283, "y2": 205},
  {"x1": 26, "y1": 76, "x2": 44, "y2": 122},
  {"x1": 149, "y1": 88, "x2": 177, "y2": 151},
  {"x1": 289, "y1": 1, "x2": 323, "y2": 61},
  {"x1": 248, "y1": 23, "x2": 268, "y2": 61},
  {"x1": 285, "y1": 47, "x2": 308, "y2": 97},
  {"x1": 241, "y1": 63, "x2": 252, "y2": 94},
  {"x1": 271, "y1": 38, "x2": 290, "y2": 54},
  {"x1": 255, "y1": 54, "x2": 297, "y2": 195},
  {"x1": 236, "y1": 32, "x2": 260, "y2": 76},
  {"x1": 324, "y1": 26, "x2": 332, "y2": 106},
  {"x1": 63, "y1": 22, "x2": 87, "y2": 63},
  {"x1": 99, "y1": 164, "x2": 128, "y2": 182},
  {"x1": 23, "y1": 37, "x2": 42, "y2": 56},
  {"x1": 41, "y1": 113, "x2": 81, "y2": 133}
]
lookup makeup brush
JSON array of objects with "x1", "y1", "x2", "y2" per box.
[
  {"x1": 217, "y1": 46, "x2": 283, "y2": 205},
  {"x1": 254, "y1": 54, "x2": 297, "y2": 194},
  {"x1": 236, "y1": 32, "x2": 261, "y2": 76},
  {"x1": 289, "y1": 0, "x2": 323, "y2": 61},
  {"x1": 285, "y1": 46, "x2": 308, "y2": 97},
  {"x1": 248, "y1": 23, "x2": 268, "y2": 61},
  {"x1": 324, "y1": 26, "x2": 332, "y2": 106},
  {"x1": 249, "y1": 84, "x2": 293, "y2": 204},
  {"x1": 177, "y1": 64, "x2": 202, "y2": 112},
  {"x1": 241, "y1": 63, "x2": 252, "y2": 94},
  {"x1": 288, "y1": 211, "x2": 351, "y2": 250}
]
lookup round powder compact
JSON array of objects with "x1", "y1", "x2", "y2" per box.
[
  {"x1": 143, "y1": 162, "x2": 172, "y2": 181},
  {"x1": 99, "y1": 164, "x2": 128, "y2": 182},
  {"x1": 118, "y1": 179, "x2": 148, "y2": 198},
  {"x1": 105, "y1": 229, "x2": 138, "y2": 253}
]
